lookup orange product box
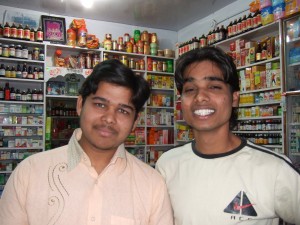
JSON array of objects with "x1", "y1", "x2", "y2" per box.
[{"x1": 241, "y1": 49, "x2": 248, "y2": 67}]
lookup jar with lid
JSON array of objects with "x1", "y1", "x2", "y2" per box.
[
  {"x1": 39, "y1": 49, "x2": 44, "y2": 61},
  {"x1": 139, "y1": 59, "x2": 145, "y2": 70},
  {"x1": 15, "y1": 45, "x2": 22, "y2": 58},
  {"x1": 137, "y1": 40, "x2": 144, "y2": 54},
  {"x1": 124, "y1": 33, "x2": 130, "y2": 43},
  {"x1": 129, "y1": 58, "x2": 135, "y2": 69},
  {"x1": 141, "y1": 30, "x2": 149, "y2": 42},
  {"x1": 86, "y1": 53, "x2": 92, "y2": 69},
  {"x1": 152, "y1": 61, "x2": 157, "y2": 71},
  {"x1": 92, "y1": 54, "x2": 100, "y2": 68},
  {"x1": 151, "y1": 33, "x2": 157, "y2": 43},
  {"x1": 9, "y1": 44, "x2": 15, "y2": 58},
  {"x1": 22, "y1": 46, "x2": 28, "y2": 59},
  {"x1": 104, "y1": 34, "x2": 112, "y2": 50},
  {"x1": 120, "y1": 55, "x2": 128, "y2": 67},
  {"x1": 150, "y1": 42, "x2": 157, "y2": 56},
  {"x1": 133, "y1": 30, "x2": 141, "y2": 43},
  {"x1": 77, "y1": 27, "x2": 87, "y2": 47},
  {"x1": 103, "y1": 53, "x2": 109, "y2": 61},
  {"x1": 147, "y1": 58, "x2": 153, "y2": 71},
  {"x1": 78, "y1": 54, "x2": 86, "y2": 69},
  {"x1": 166, "y1": 60, "x2": 173, "y2": 73},
  {"x1": 112, "y1": 40, "x2": 118, "y2": 51},
  {"x1": 28, "y1": 50, "x2": 32, "y2": 60},
  {"x1": 144, "y1": 41, "x2": 150, "y2": 55},
  {"x1": 133, "y1": 45, "x2": 138, "y2": 54},
  {"x1": 162, "y1": 61, "x2": 167, "y2": 72},
  {"x1": 126, "y1": 41, "x2": 133, "y2": 53},
  {"x1": 33, "y1": 47, "x2": 39, "y2": 60},
  {"x1": 2, "y1": 45, "x2": 9, "y2": 57},
  {"x1": 157, "y1": 61, "x2": 163, "y2": 72}
]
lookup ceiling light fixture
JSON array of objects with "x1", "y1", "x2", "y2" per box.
[{"x1": 80, "y1": 0, "x2": 94, "y2": 8}]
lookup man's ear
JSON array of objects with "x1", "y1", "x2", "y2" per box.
[
  {"x1": 232, "y1": 91, "x2": 240, "y2": 107},
  {"x1": 77, "y1": 95, "x2": 83, "y2": 116}
]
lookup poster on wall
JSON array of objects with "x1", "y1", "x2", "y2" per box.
[
  {"x1": 41, "y1": 15, "x2": 66, "y2": 44},
  {"x1": 3, "y1": 9, "x2": 41, "y2": 29}
]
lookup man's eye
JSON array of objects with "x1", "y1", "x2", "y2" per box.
[
  {"x1": 95, "y1": 103, "x2": 105, "y2": 108},
  {"x1": 183, "y1": 88, "x2": 195, "y2": 93},
  {"x1": 119, "y1": 108, "x2": 130, "y2": 115},
  {"x1": 209, "y1": 85, "x2": 222, "y2": 90}
]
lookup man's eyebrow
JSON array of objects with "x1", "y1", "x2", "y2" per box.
[
  {"x1": 184, "y1": 75, "x2": 225, "y2": 83},
  {"x1": 91, "y1": 96, "x2": 135, "y2": 111}
]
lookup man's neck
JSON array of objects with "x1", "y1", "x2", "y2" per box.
[{"x1": 193, "y1": 130, "x2": 241, "y2": 155}]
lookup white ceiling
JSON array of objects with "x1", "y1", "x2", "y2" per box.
[{"x1": 0, "y1": 0, "x2": 237, "y2": 31}]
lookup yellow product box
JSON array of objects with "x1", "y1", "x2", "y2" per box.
[
  {"x1": 249, "y1": 47, "x2": 256, "y2": 64},
  {"x1": 245, "y1": 67, "x2": 252, "y2": 91},
  {"x1": 252, "y1": 65, "x2": 266, "y2": 72},
  {"x1": 254, "y1": 71, "x2": 261, "y2": 89}
]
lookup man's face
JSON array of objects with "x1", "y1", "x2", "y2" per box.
[
  {"x1": 77, "y1": 82, "x2": 137, "y2": 152},
  {"x1": 181, "y1": 60, "x2": 239, "y2": 134}
]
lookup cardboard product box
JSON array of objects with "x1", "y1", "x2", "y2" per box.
[
  {"x1": 254, "y1": 71, "x2": 261, "y2": 89},
  {"x1": 235, "y1": 39, "x2": 241, "y2": 52},
  {"x1": 239, "y1": 39, "x2": 246, "y2": 49},
  {"x1": 236, "y1": 51, "x2": 241, "y2": 68},
  {"x1": 245, "y1": 41, "x2": 256, "y2": 49},
  {"x1": 239, "y1": 70, "x2": 247, "y2": 92},
  {"x1": 266, "y1": 36, "x2": 275, "y2": 59},
  {"x1": 241, "y1": 49, "x2": 248, "y2": 67},
  {"x1": 260, "y1": 71, "x2": 267, "y2": 89},
  {"x1": 266, "y1": 68, "x2": 272, "y2": 88},
  {"x1": 245, "y1": 68, "x2": 252, "y2": 91},
  {"x1": 249, "y1": 47, "x2": 256, "y2": 64},
  {"x1": 271, "y1": 69, "x2": 281, "y2": 87},
  {"x1": 252, "y1": 65, "x2": 266, "y2": 72},
  {"x1": 230, "y1": 41, "x2": 236, "y2": 51}
]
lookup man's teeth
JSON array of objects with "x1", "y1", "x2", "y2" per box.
[{"x1": 194, "y1": 109, "x2": 214, "y2": 116}]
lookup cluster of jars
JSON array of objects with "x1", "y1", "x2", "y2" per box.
[
  {"x1": 0, "y1": 22, "x2": 43, "y2": 42},
  {"x1": 103, "y1": 53, "x2": 145, "y2": 71},
  {"x1": 0, "y1": 43, "x2": 44, "y2": 61},
  {"x1": 103, "y1": 30, "x2": 159, "y2": 56}
]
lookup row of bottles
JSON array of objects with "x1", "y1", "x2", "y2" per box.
[
  {"x1": 47, "y1": 104, "x2": 77, "y2": 117},
  {"x1": 0, "y1": 22, "x2": 43, "y2": 42},
  {"x1": 177, "y1": 10, "x2": 263, "y2": 57},
  {"x1": 237, "y1": 133, "x2": 282, "y2": 145},
  {"x1": 0, "y1": 83, "x2": 43, "y2": 102},
  {"x1": 0, "y1": 63, "x2": 44, "y2": 80},
  {"x1": 235, "y1": 119, "x2": 282, "y2": 131}
]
